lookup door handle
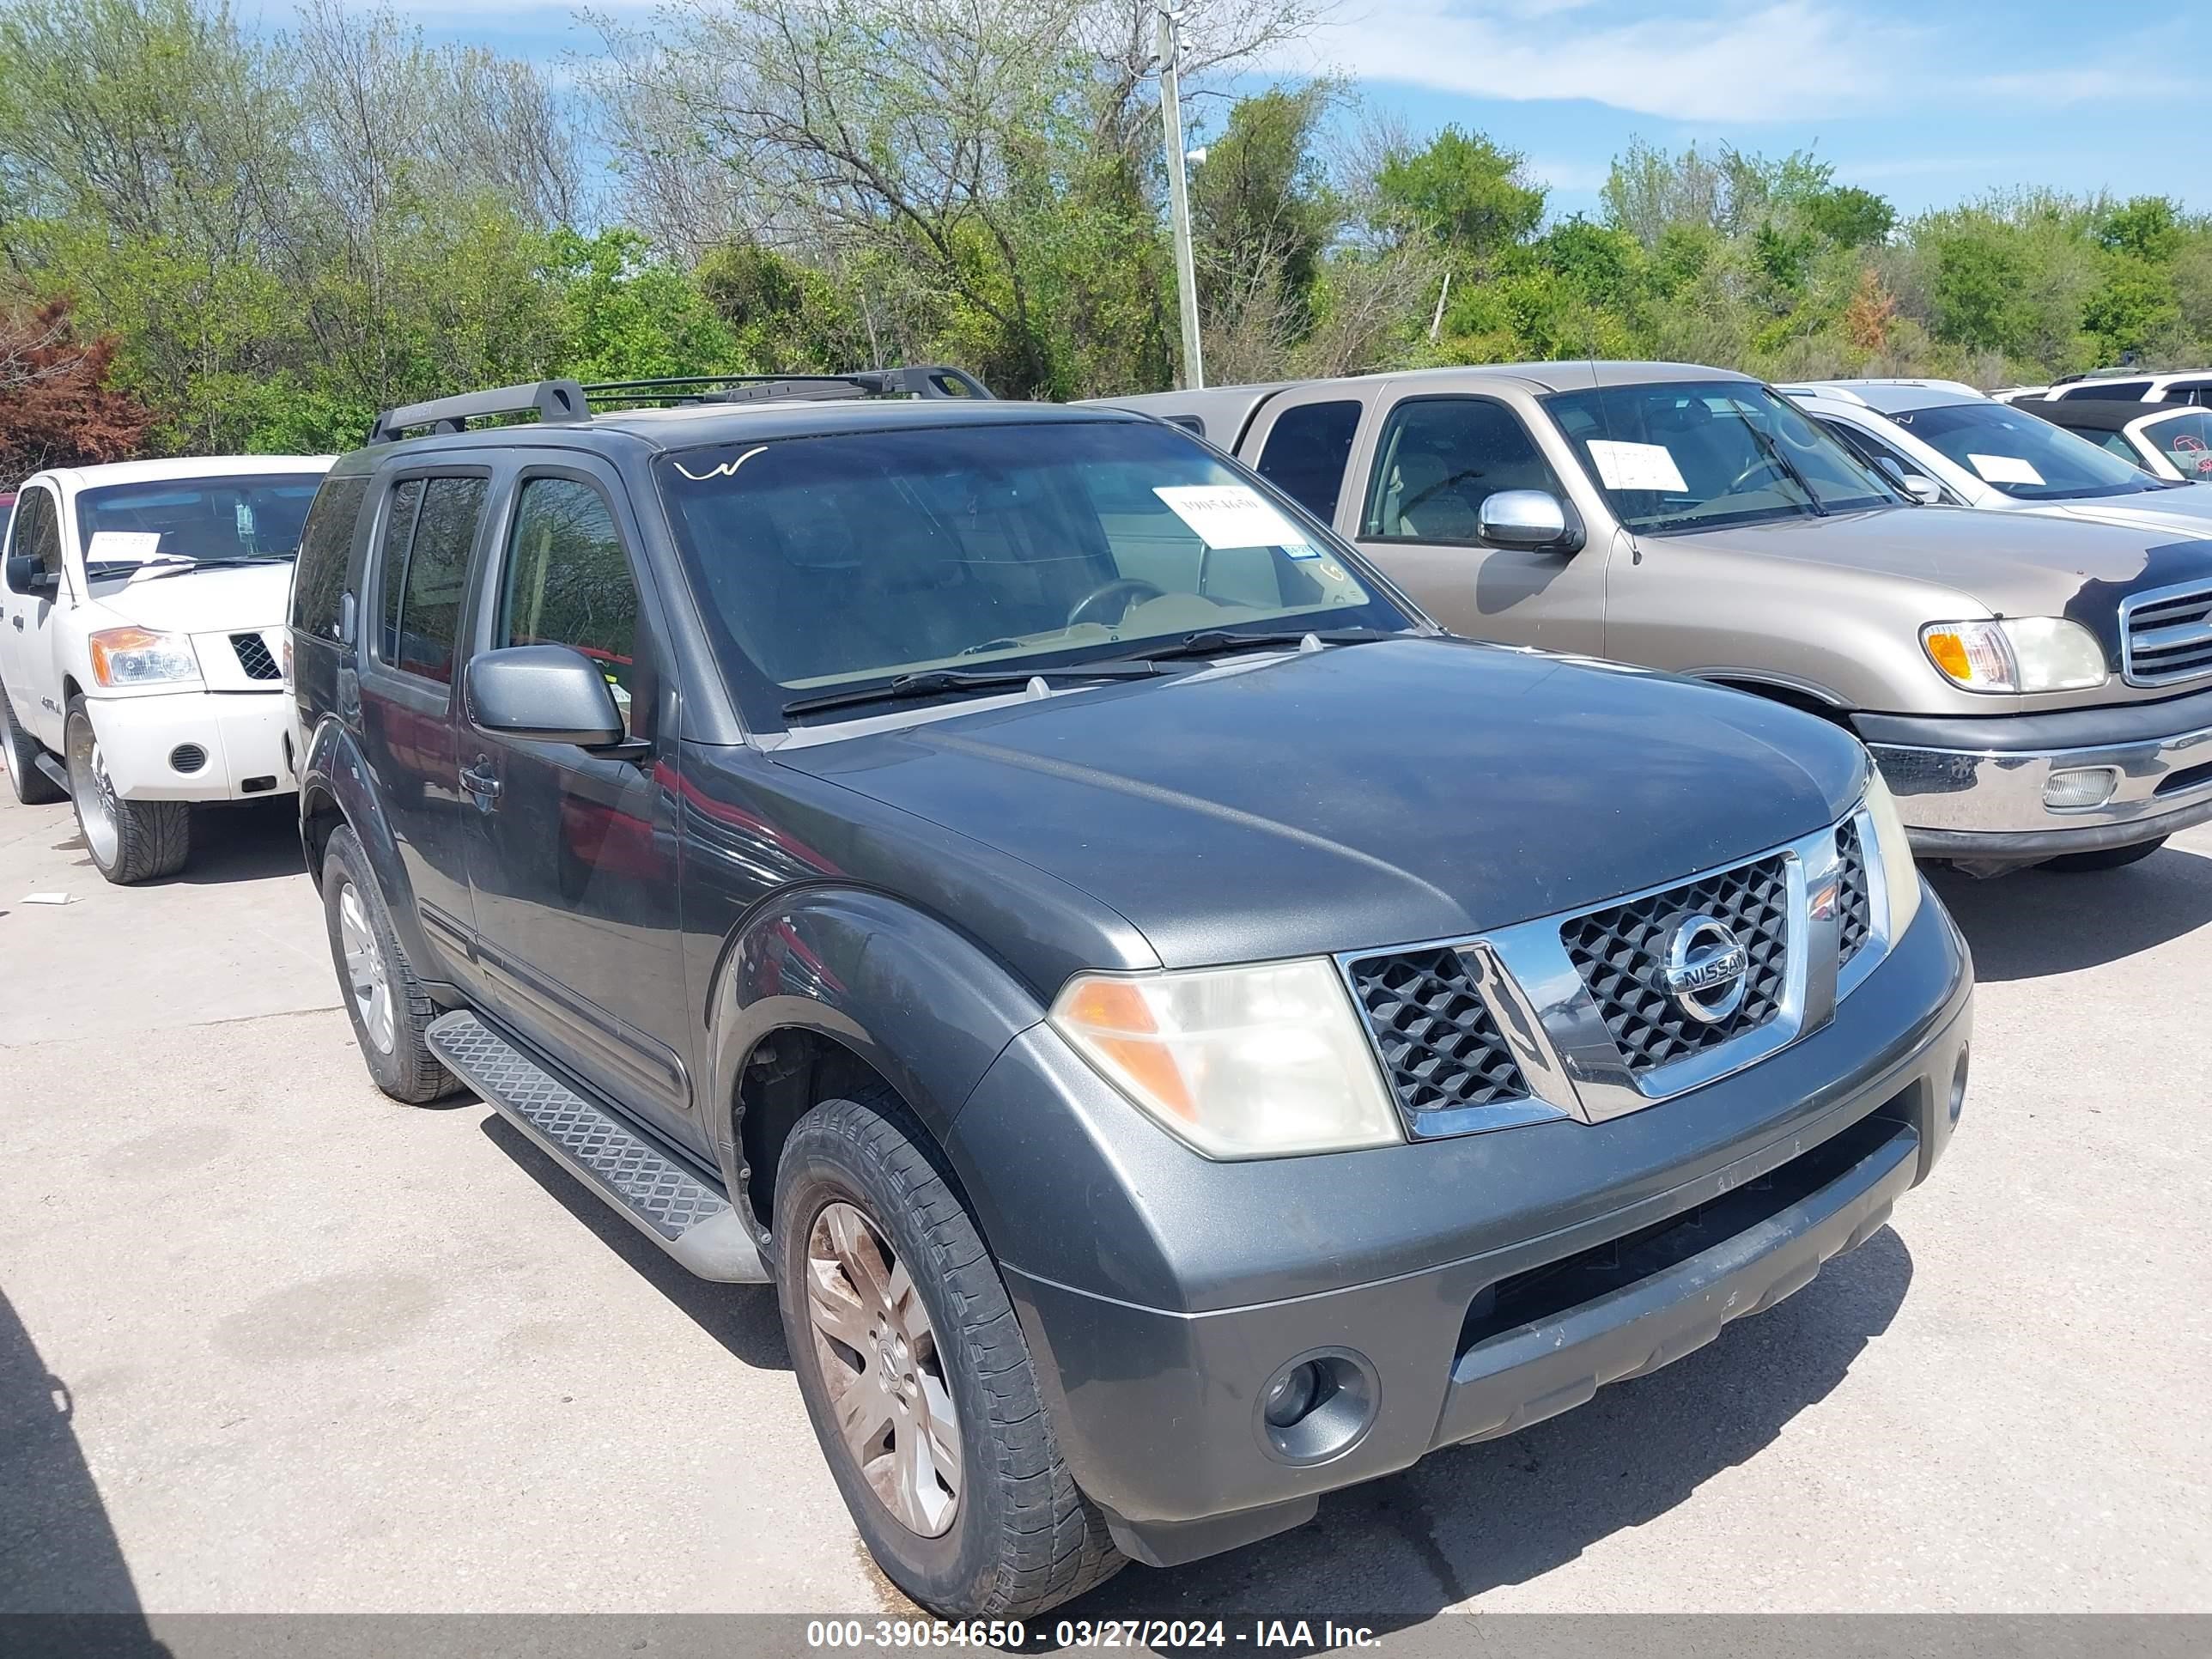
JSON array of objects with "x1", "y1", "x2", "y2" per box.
[{"x1": 459, "y1": 757, "x2": 502, "y2": 809}]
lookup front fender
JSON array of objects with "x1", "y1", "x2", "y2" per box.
[
  {"x1": 299, "y1": 714, "x2": 444, "y2": 986},
  {"x1": 705, "y1": 886, "x2": 1049, "y2": 1192}
]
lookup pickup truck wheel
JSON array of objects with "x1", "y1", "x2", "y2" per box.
[
  {"x1": 320, "y1": 823, "x2": 458, "y2": 1104},
  {"x1": 2043, "y1": 836, "x2": 2166, "y2": 873},
  {"x1": 776, "y1": 1091, "x2": 1125, "y2": 1618},
  {"x1": 2, "y1": 684, "x2": 63, "y2": 804},
  {"x1": 64, "y1": 696, "x2": 189, "y2": 883}
]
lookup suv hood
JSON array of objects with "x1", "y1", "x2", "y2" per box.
[
  {"x1": 1672, "y1": 503, "x2": 2212, "y2": 617},
  {"x1": 86, "y1": 562, "x2": 293, "y2": 632},
  {"x1": 2045, "y1": 483, "x2": 2212, "y2": 539},
  {"x1": 776, "y1": 638, "x2": 1867, "y2": 969}
]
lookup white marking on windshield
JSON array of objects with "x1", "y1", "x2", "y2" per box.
[{"x1": 674, "y1": 446, "x2": 769, "y2": 483}]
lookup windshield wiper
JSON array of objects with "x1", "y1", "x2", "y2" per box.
[
  {"x1": 1104, "y1": 626, "x2": 1393, "y2": 665},
  {"x1": 137, "y1": 554, "x2": 292, "y2": 580},
  {"x1": 1737, "y1": 418, "x2": 1828, "y2": 516},
  {"x1": 781, "y1": 662, "x2": 1166, "y2": 720}
]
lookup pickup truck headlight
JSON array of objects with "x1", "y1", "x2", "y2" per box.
[
  {"x1": 1862, "y1": 766, "x2": 1923, "y2": 940},
  {"x1": 88, "y1": 626, "x2": 201, "y2": 687},
  {"x1": 1048, "y1": 960, "x2": 1402, "y2": 1159},
  {"x1": 1920, "y1": 617, "x2": 2106, "y2": 692}
]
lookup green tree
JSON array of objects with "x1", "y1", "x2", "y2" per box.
[{"x1": 1375, "y1": 125, "x2": 1546, "y2": 258}]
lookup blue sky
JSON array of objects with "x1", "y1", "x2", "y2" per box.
[{"x1": 381, "y1": 0, "x2": 2209, "y2": 223}]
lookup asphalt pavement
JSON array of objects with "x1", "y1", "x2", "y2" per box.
[{"x1": 2, "y1": 775, "x2": 2207, "y2": 1619}]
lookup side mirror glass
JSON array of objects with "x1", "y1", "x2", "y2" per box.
[
  {"x1": 4, "y1": 553, "x2": 56, "y2": 596},
  {"x1": 1477, "y1": 489, "x2": 1572, "y2": 550},
  {"x1": 465, "y1": 645, "x2": 625, "y2": 748}
]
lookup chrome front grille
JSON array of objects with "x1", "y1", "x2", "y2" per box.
[
  {"x1": 230, "y1": 630, "x2": 281, "y2": 681},
  {"x1": 1340, "y1": 809, "x2": 1896, "y2": 1139},
  {"x1": 1347, "y1": 947, "x2": 1530, "y2": 1116},
  {"x1": 1559, "y1": 852, "x2": 1790, "y2": 1074},
  {"x1": 2122, "y1": 581, "x2": 2212, "y2": 687}
]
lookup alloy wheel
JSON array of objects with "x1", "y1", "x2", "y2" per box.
[
  {"x1": 65, "y1": 714, "x2": 119, "y2": 868},
  {"x1": 336, "y1": 881, "x2": 396, "y2": 1054},
  {"x1": 805, "y1": 1200, "x2": 963, "y2": 1538}
]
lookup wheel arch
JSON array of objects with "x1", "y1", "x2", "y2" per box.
[{"x1": 298, "y1": 714, "x2": 442, "y2": 981}]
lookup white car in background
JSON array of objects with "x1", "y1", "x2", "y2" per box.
[
  {"x1": 0, "y1": 456, "x2": 332, "y2": 882},
  {"x1": 1997, "y1": 369, "x2": 2212, "y2": 407},
  {"x1": 1778, "y1": 379, "x2": 2212, "y2": 538}
]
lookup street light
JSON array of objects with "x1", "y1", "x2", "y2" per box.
[{"x1": 1157, "y1": 2, "x2": 1203, "y2": 390}]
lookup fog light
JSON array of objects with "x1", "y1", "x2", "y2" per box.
[
  {"x1": 1255, "y1": 1349, "x2": 1378, "y2": 1466},
  {"x1": 1262, "y1": 1361, "x2": 1323, "y2": 1428},
  {"x1": 1950, "y1": 1047, "x2": 1970, "y2": 1126},
  {"x1": 169, "y1": 744, "x2": 207, "y2": 775},
  {"x1": 2044, "y1": 767, "x2": 2118, "y2": 811}
]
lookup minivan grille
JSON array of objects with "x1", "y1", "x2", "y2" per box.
[
  {"x1": 1346, "y1": 947, "x2": 1529, "y2": 1115},
  {"x1": 230, "y1": 631, "x2": 281, "y2": 681},
  {"x1": 1835, "y1": 819, "x2": 1872, "y2": 964},
  {"x1": 2122, "y1": 584, "x2": 2212, "y2": 686},
  {"x1": 1561, "y1": 853, "x2": 1790, "y2": 1074}
]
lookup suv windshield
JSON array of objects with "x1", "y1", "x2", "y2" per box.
[
  {"x1": 656, "y1": 419, "x2": 1410, "y2": 720},
  {"x1": 1890, "y1": 402, "x2": 2162, "y2": 499},
  {"x1": 1547, "y1": 380, "x2": 1899, "y2": 532},
  {"x1": 76, "y1": 474, "x2": 323, "y2": 568}
]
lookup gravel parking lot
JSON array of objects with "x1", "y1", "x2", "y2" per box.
[{"x1": 3, "y1": 778, "x2": 2209, "y2": 1621}]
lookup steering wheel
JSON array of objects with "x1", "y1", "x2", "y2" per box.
[
  {"x1": 1066, "y1": 578, "x2": 1165, "y2": 629},
  {"x1": 1723, "y1": 454, "x2": 1788, "y2": 496}
]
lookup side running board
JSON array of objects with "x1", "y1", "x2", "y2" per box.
[{"x1": 427, "y1": 1010, "x2": 769, "y2": 1284}]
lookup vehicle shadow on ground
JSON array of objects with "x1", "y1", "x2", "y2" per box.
[
  {"x1": 476, "y1": 1114, "x2": 791, "y2": 1370},
  {"x1": 0, "y1": 1285, "x2": 170, "y2": 1653},
  {"x1": 167, "y1": 801, "x2": 305, "y2": 886},
  {"x1": 1066, "y1": 1228, "x2": 1913, "y2": 1627},
  {"x1": 1927, "y1": 842, "x2": 2212, "y2": 981}
]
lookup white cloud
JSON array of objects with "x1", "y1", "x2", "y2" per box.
[{"x1": 1275, "y1": 0, "x2": 1919, "y2": 123}]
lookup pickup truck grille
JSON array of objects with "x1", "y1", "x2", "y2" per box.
[
  {"x1": 1347, "y1": 947, "x2": 1529, "y2": 1115},
  {"x1": 1834, "y1": 819, "x2": 1872, "y2": 964},
  {"x1": 1560, "y1": 852, "x2": 1791, "y2": 1074},
  {"x1": 2122, "y1": 583, "x2": 2212, "y2": 686},
  {"x1": 229, "y1": 631, "x2": 282, "y2": 681}
]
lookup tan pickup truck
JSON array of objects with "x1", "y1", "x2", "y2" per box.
[{"x1": 1105, "y1": 362, "x2": 2212, "y2": 874}]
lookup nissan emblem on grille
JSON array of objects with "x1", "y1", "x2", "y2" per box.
[{"x1": 1662, "y1": 914, "x2": 1750, "y2": 1024}]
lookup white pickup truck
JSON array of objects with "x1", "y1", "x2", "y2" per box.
[{"x1": 0, "y1": 456, "x2": 331, "y2": 881}]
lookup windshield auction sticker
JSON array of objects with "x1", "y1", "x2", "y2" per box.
[
  {"x1": 1967, "y1": 453, "x2": 2045, "y2": 485},
  {"x1": 85, "y1": 530, "x2": 163, "y2": 562},
  {"x1": 1586, "y1": 440, "x2": 1688, "y2": 493},
  {"x1": 1153, "y1": 484, "x2": 1317, "y2": 556}
]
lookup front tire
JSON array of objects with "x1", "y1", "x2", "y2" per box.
[
  {"x1": 2044, "y1": 836, "x2": 2167, "y2": 873},
  {"x1": 64, "y1": 696, "x2": 188, "y2": 883},
  {"x1": 320, "y1": 824, "x2": 457, "y2": 1103},
  {"x1": 775, "y1": 1090, "x2": 1125, "y2": 1618},
  {"x1": 2, "y1": 684, "x2": 63, "y2": 804}
]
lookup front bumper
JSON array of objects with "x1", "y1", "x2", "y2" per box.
[
  {"x1": 1856, "y1": 689, "x2": 2212, "y2": 861},
  {"x1": 955, "y1": 896, "x2": 1972, "y2": 1569},
  {"x1": 87, "y1": 689, "x2": 295, "y2": 801}
]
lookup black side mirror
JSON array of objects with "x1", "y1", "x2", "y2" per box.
[
  {"x1": 465, "y1": 645, "x2": 626, "y2": 748},
  {"x1": 4, "y1": 554, "x2": 56, "y2": 596}
]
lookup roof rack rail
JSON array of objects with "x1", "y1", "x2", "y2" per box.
[
  {"x1": 368, "y1": 380, "x2": 588, "y2": 445},
  {"x1": 579, "y1": 365, "x2": 994, "y2": 409}
]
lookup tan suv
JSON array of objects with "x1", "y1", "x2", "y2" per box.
[{"x1": 1105, "y1": 362, "x2": 2212, "y2": 874}]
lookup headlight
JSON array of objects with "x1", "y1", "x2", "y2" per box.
[
  {"x1": 88, "y1": 626, "x2": 201, "y2": 687},
  {"x1": 1920, "y1": 617, "x2": 2106, "y2": 692},
  {"x1": 1048, "y1": 959, "x2": 1402, "y2": 1159},
  {"x1": 1862, "y1": 764, "x2": 1923, "y2": 940}
]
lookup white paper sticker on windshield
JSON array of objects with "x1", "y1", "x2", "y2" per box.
[
  {"x1": 86, "y1": 531, "x2": 161, "y2": 562},
  {"x1": 1587, "y1": 440, "x2": 1688, "y2": 493},
  {"x1": 1967, "y1": 453, "x2": 2045, "y2": 485},
  {"x1": 1153, "y1": 484, "x2": 1316, "y2": 556}
]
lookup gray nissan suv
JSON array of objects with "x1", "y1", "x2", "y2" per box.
[{"x1": 289, "y1": 371, "x2": 1972, "y2": 1617}]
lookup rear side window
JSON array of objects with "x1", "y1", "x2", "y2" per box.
[
  {"x1": 4, "y1": 486, "x2": 62, "y2": 590},
  {"x1": 2060, "y1": 380, "x2": 2149, "y2": 401},
  {"x1": 290, "y1": 476, "x2": 369, "y2": 641},
  {"x1": 498, "y1": 478, "x2": 643, "y2": 734},
  {"x1": 375, "y1": 477, "x2": 487, "y2": 685},
  {"x1": 1256, "y1": 400, "x2": 1362, "y2": 522},
  {"x1": 1361, "y1": 398, "x2": 1566, "y2": 542}
]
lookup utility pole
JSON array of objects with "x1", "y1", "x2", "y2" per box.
[{"x1": 1157, "y1": 2, "x2": 1203, "y2": 389}]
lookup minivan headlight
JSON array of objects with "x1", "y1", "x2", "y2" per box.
[
  {"x1": 1921, "y1": 617, "x2": 2106, "y2": 692},
  {"x1": 1048, "y1": 959, "x2": 1402, "y2": 1159},
  {"x1": 88, "y1": 626, "x2": 201, "y2": 687},
  {"x1": 1862, "y1": 765, "x2": 1923, "y2": 940}
]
